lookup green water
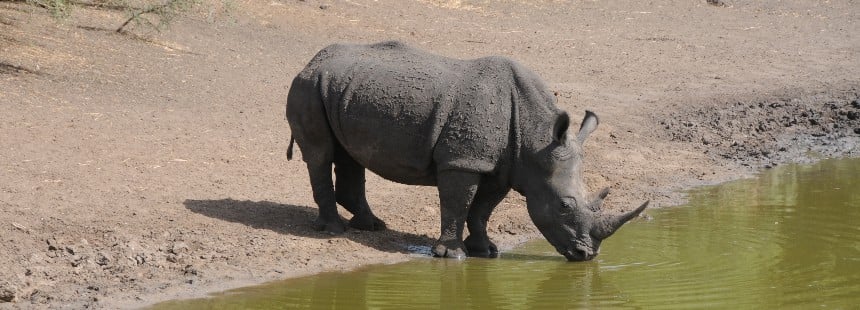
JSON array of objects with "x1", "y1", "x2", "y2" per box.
[{"x1": 154, "y1": 158, "x2": 860, "y2": 309}]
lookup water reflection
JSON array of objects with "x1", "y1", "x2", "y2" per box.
[
  {"x1": 153, "y1": 158, "x2": 860, "y2": 309},
  {"x1": 314, "y1": 256, "x2": 610, "y2": 309}
]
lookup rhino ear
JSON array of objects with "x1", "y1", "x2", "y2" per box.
[
  {"x1": 577, "y1": 110, "x2": 599, "y2": 145},
  {"x1": 553, "y1": 112, "x2": 571, "y2": 145}
]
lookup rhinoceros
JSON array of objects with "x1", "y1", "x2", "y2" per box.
[{"x1": 286, "y1": 41, "x2": 647, "y2": 261}]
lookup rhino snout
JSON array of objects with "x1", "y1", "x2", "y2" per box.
[{"x1": 558, "y1": 245, "x2": 598, "y2": 262}]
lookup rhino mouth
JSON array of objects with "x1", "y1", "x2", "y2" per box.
[{"x1": 559, "y1": 247, "x2": 597, "y2": 262}]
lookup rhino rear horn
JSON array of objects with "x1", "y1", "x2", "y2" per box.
[{"x1": 587, "y1": 187, "x2": 611, "y2": 212}]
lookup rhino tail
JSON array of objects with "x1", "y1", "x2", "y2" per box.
[{"x1": 287, "y1": 137, "x2": 295, "y2": 160}]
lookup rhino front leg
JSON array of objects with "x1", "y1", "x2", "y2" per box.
[
  {"x1": 464, "y1": 181, "x2": 509, "y2": 258},
  {"x1": 433, "y1": 170, "x2": 480, "y2": 259}
]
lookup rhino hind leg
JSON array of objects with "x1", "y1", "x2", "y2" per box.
[
  {"x1": 334, "y1": 149, "x2": 386, "y2": 231},
  {"x1": 307, "y1": 161, "x2": 347, "y2": 234},
  {"x1": 464, "y1": 180, "x2": 509, "y2": 258},
  {"x1": 287, "y1": 78, "x2": 346, "y2": 234}
]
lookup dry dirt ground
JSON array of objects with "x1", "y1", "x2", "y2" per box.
[{"x1": 1, "y1": 0, "x2": 858, "y2": 308}]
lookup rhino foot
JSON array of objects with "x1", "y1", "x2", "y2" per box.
[
  {"x1": 432, "y1": 241, "x2": 467, "y2": 259},
  {"x1": 313, "y1": 217, "x2": 346, "y2": 235},
  {"x1": 464, "y1": 235, "x2": 498, "y2": 258},
  {"x1": 349, "y1": 215, "x2": 387, "y2": 231}
]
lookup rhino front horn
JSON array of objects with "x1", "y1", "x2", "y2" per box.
[{"x1": 596, "y1": 201, "x2": 649, "y2": 239}]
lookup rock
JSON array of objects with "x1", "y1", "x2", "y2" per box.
[
  {"x1": 46, "y1": 238, "x2": 60, "y2": 251},
  {"x1": 169, "y1": 242, "x2": 189, "y2": 255},
  {"x1": 183, "y1": 265, "x2": 200, "y2": 276},
  {"x1": 71, "y1": 255, "x2": 85, "y2": 267},
  {"x1": 847, "y1": 111, "x2": 859, "y2": 120},
  {"x1": 707, "y1": 0, "x2": 728, "y2": 7},
  {"x1": 0, "y1": 281, "x2": 16, "y2": 302},
  {"x1": 854, "y1": 128, "x2": 860, "y2": 134},
  {"x1": 96, "y1": 252, "x2": 112, "y2": 266},
  {"x1": 319, "y1": 4, "x2": 331, "y2": 10},
  {"x1": 134, "y1": 254, "x2": 146, "y2": 265},
  {"x1": 852, "y1": 99, "x2": 860, "y2": 109}
]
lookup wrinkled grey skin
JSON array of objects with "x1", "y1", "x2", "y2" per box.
[{"x1": 286, "y1": 41, "x2": 648, "y2": 261}]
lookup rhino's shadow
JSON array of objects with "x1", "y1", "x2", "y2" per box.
[{"x1": 183, "y1": 199, "x2": 434, "y2": 254}]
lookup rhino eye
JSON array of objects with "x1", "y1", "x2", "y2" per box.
[{"x1": 559, "y1": 199, "x2": 577, "y2": 215}]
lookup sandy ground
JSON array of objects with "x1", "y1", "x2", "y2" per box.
[{"x1": 1, "y1": 0, "x2": 858, "y2": 308}]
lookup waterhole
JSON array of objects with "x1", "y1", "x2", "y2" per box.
[{"x1": 154, "y1": 158, "x2": 860, "y2": 308}]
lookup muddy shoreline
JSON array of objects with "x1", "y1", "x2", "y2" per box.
[{"x1": 1, "y1": 0, "x2": 858, "y2": 308}]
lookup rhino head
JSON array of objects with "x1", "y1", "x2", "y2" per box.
[{"x1": 514, "y1": 110, "x2": 648, "y2": 261}]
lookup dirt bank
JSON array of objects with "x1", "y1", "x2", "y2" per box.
[{"x1": 1, "y1": 0, "x2": 858, "y2": 308}]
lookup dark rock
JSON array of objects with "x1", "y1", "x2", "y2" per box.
[
  {"x1": 134, "y1": 254, "x2": 146, "y2": 265},
  {"x1": 71, "y1": 256, "x2": 83, "y2": 267},
  {"x1": 854, "y1": 128, "x2": 860, "y2": 134},
  {"x1": 183, "y1": 265, "x2": 200, "y2": 276},
  {"x1": 96, "y1": 252, "x2": 112, "y2": 266},
  {"x1": 847, "y1": 111, "x2": 859, "y2": 120},
  {"x1": 852, "y1": 99, "x2": 860, "y2": 109},
  {"x1": 46, "y1": 238, "x2": 60, "y2": 251}
]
